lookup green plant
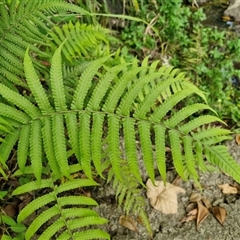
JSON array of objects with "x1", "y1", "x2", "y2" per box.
[
  {"x1": 0, "y1": 43, "x2": 240, "y2": 238},
  {"x1": 1, "y1": 0, "x2": 240, "y2": 239}
]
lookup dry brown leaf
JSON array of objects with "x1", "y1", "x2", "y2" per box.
[
  {"x1": 201, "y1": 198, "x2": 212, "y2": 210},
  {"x1": 181, "y1": 208, "x2": 197, "y2": 223},
  {"x1": 146, "y1": 179, "x2": 185, "y2": 214},
  {"x1": 2, "y1": 204, "x2": 17, "y2": 218},
  {"x1": 235, "y1": 134, "x2": 240, "y2": 145},
  {"x1": 119, "y1": 215, "x2": 138, "y2": 232},
  {"x1": 189, "y1": 192, "x2": 202, "y2": 203},
  {"x1": 218, "y1": 183, "x2": 238, "y2": 194},
  {"x1": 196, "y1": 201, "x2": 210, "y2": 229},
  {"x1": 186, "y1": 202, "x2": 197, "y2": 213},
  {"x1": 232, "y1": 183, "x2": 240, "y2": 194},
  {"x1": 172, "y1": 175, "x2": 182, "y2": 186},
  {"x1": 212, "y1": 206, "x2": 226, "y2": 225}
]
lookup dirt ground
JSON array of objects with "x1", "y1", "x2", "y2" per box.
[{"x1": 93, "y1": 139, "x2": 240, "y2": 240}]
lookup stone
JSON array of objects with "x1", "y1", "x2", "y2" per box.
[{"x1": 224, "y1": 0, "x2": 240, "y2": 22}]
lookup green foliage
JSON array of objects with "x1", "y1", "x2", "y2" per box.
[
  {"x1": 0, "y1": 0, "x2": 108, "y2": 87},
  {"x1": 1, "y1": 0, "x2": 240, "y2": 238},
  {"x1": 12, "y1": 170, "x2": 109, "y2": 240},
  {"x1": 108, "y1": 159, "x2": 152, "y2": 236},
  {"x1": 117, "y1": 0, "x2": 240, "y2": 125},
  {"x1": 0, "y1": 213, "x2": 26, "y2": 240}
]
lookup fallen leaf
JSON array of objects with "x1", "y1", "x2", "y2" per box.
[
  {"x1": 2, "y1": 204, "x2": 17, "y2": 218},
  {"x1": 146, "y1": 179, "x2": 185, "y2": 214},
  {"x1": 218, "y1": 183, "x2": 238, "y2": 194},
  {"x1": 235, "y1": 134, "x2": 240, "y2": 145},
  {"x1": 119, "y1": 215, "x2": 138, "y2": 232},
  {"x1": 201, "y1": 198, "x2": 212, "y2": 210},
  {"x1": 186, "y1": 202, "x2": 197, "y2": 213},
  {"x1": 212, "y1": 206, "x2": 226, "y2": 225},
  {"x1": 232, "y1": 183, "x2": 240, "y2": 194},
  {"x1": 196, "y1": 201, "x2": 210, "y2": 229},
  {"x1": 181, "y1": 208, "x2": 197, "y2": 223},
  {"x1": 189, "y1": 192, "x2": 202, "y2": 203},
  {"x1": 172, "y1": 175, "x2": 182, "y2": 186}
]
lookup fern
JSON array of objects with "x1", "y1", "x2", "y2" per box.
[
  {"x1": 108, "y1": 160, "x2": 152, "y2": 236},
  {"x1": 12, "y1": 172, "x2": 109, "y2": 240},
  {"x1": 48, "y1": 21, "x2": 112, "y2": 64},
  {"x1": 0, "y1": 0, "x2": 90, "y2": 87},
  {"x1": 0, "y1": 45, "x2": 239, "y2": 238},
  {"x1": 0, "y1": 46, "x2": 239, "y2": 183}
]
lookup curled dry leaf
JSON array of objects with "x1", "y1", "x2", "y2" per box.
[
  {"x1": 212, "y1": 206, "x2": 226, "y2": 225},
  {"x1": 119, "y1": 215, "x2": 138, "y2": 232},
  {"x1": 172, "y1": 175, "x2": 182, "y2": 186},
  {"x1": 235, "y1": 134, "x2": 240, "y2": 145},
  {"x1": 146, "y1": 179, "x2": 185, "y2": 214},
  {"x1": 186, "y1": 202, "x2": 197, "y2": 213},
  {"x1": 201, "y1": 198, "x2": 212, "y2": 210},
  {"x1": 181, "y1": 208, "x2": 197, "y2": 223},
  {"x1": 189, "y1": 192, "x2": 202, "y2": 203},
  {"x1": 232, "y1": 183, "x2": 240, "y2": 194},
  {"x1": 197, "y1": 201, "x2": 210, "y2": 229},
  {"x1": 218, "y1": 183, "x2": 238, "y2": 194}
]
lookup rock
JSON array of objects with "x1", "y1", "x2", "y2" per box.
[{"x1": 224, "y1": 0, "x2": 240, "y2": 22}]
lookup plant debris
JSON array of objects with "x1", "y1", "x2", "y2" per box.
[{"x1": 146, "y1": 179, "x2": 185, "y2": 214}]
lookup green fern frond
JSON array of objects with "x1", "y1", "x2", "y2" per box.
[
  {"x1": 12, "y1": 176, "x2": 108, "y2": 240},
  {"x1": 49, "y1": 21, "x2": 111, "y2": 63},
  {"x1": 17, "y1": 125, "x2": 30, "y2": 171},
  {"x1": 52, "y1": 114, "x2": 69, "y2": 178},
  {"x1": 154, "y1": 125, "x2": 167, "y2": 183},
  {"x1": 123, "y1": 117, "x2": 143, "y2": 185},
  {"x1": 169, "y1": 129, "x2": 186, "y2": 180},
  {"x1": 1, "y1": 45, "x2": 240, "y2": 195},
  {"x1": 29, "y1": 120, "x2": 43, "y2": 182},
  {"x1": 138, "y1": 121, "x2": 155, "y2": 183},
  {"x1": 0, "y1": 0, "x2": 90, "y2": 86},
  {"x1": 109, "y1": 161, "x2": 152, "y2": 236}
]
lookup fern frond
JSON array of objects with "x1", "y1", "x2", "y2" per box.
[
  {"x1": 103, "y1": 67, "x2": 142, "y2": 113},
  {"x1": 154, "y1": 125, "x2": 167, "y2": 183},
  {"x1": 91, "y1": 113, "x2": 105, "y2": 177},
  {"x1": 169, "y1": 129, "x2": 186, "y2": 180},
  {"x1": 110, "y1": 161, "x2": 152, "y2": 236},
  {"x1": 164, "y1": 103, "x2": 215, "y2": 128},
  {"x1": 24, "y1": 49, "x2": 53, "y2": 114},
  {"x1": 178, "y1": 115, "x2": 225, "y2": 134},
  {"x1": 123, "y1": 117, "x2": 143, "y2": 185},
  {"x1": 50, "y1": 42, "x2": 67, "y2": 111},
  {"x1": 0, "y1": 83, "x2": 40, "y2": 119},
  {"x1": 49, "y1": 22, "x2": 111, "y2": 63},
  {"x1": 183, "y1": 136, "x2": 199, "y2": 182},
  {"x1": 41, "y1": 117, "x2": 61, "y2": 178},
  {"x1": 17, "y1": 125, "x2": 30, "y2": 171},
  {"x1": 71, "y1": 56, "x2": 109, "y2": 110},
  {"x1": 108, "y1": 115, "x2": 122, "y2": 181},
  {"x1": 138, "y1": 121, "x2": 155, "y2": 183},
  {"x1": 52, "y1": 114, "x2": 69, "y2": 178},
  {"x1": 12, "y1": 176, "x2": 109, "y2": 240},
  {"x1": 0, "y1": 0, "x2": 90, "y2": 86},
  {"x1": 29, "y1": 120, "x2": 43, "y2": 182},
  {"x1": 79, "y1": 113, "x2": 92, "y2": 179},
  {"x1": 0, "y1": 129, "x2": 20, "y2": 166}
]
